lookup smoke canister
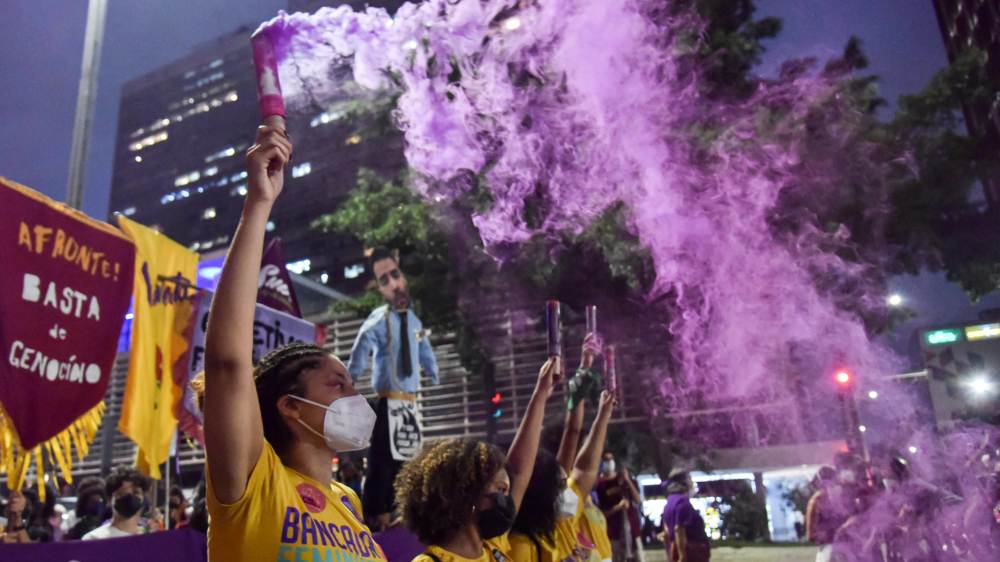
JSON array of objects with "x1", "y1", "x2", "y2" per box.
[
  {"x1": 604, "y1": 345, "x2": 618, "y2": 394},
  {"x1": 546, "y1": 300, "x2": 562, "y2": 359},
  {"x1": 250, "y1": 28, "x2": 286, "y2": 129},
  {"x1": 585, "y1": 305, "x2": 597, "y2": 336}
]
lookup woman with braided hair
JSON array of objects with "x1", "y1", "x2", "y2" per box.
[
  {"x1": 395, "y1": 356, "x2": 562, "y2": 562},
  {"x1": 202, "y1": 125, "x2": 383, "y2": 562}
]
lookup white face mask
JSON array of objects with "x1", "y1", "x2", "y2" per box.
[
  {"x1": 558, "y1": 486, "x2": 579, "y2": 518},
  {"x1": 289, "y1": 394, "x2": 376, "y2": 452}
]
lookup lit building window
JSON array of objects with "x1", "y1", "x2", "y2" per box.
[
  {"x1": 286, "y1": 259, "x2": 311, "y2": 274},
  {"x1": 174, "y1": 171, "x2": 200, "y2": 187},
  {"x1": 204, "y1": 146, "x2": 237, "y2": 163},
  {"x1": 265, "y1": 220, "x2": 276, "y2": 232},
  {"x1": 230, "y1": 171, "x2": 247, "y2": 182},
  {"x1": 345, "y1": 134, "x2": 362, "y2": 145},
  {"x1": 291, "y1": 162, "x2": 312, "y2": 178},
  {"x1": 134, "y1": 156, "x2": 142, "y2": 163},
  {"x1": 344, "y1": 264, "x2": 365, "y2": 279},
  {"x1": 320, "y1": 272, "x2": 329, "y2": 284},
  {"x1": 309, "y1": 109, "x2": 346, "y2": 128},
  {"x1": 190, "y1": 241, "x2": 201, "y2": 251},
  {"x1": 128, "y1": 131, "x2": 168, "y2": 152},
  {"x1": 225, "y1": 91, "x2": 239, "y2": 102},
  {"x1": 121, "y1": 206, "x2": 137, "y2": 216},
  {"x1": 203, "y1": 207, "x2": 217, "y2": 220},
  {"x1": 230, "y1": 184, "x2": 248, "y2": 197},
  {"x1": 209, "y1": 58, "x2": 224, "y2": 69},
  {"x1": 204, "y1": 166, "x2": 218, "y2": 177}
]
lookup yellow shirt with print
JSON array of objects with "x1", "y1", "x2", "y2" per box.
[
  {"x1": 508, "y1": 480, "x2": 593, "y2": 562},
  {"x1": 207, "y1": 441, "x2": 385, "y2": 562},
  {"x1": 412, "y1": 533, "x2": 513, "y2": 562},
  {"x1": 579, "y1": 497, "x2": 612, "y2": 562}
]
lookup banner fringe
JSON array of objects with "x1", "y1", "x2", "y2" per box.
[{"x1": 0, "y1": 401, "x2": 105, "y2": 496}]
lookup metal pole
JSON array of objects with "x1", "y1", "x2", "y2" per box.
[{"x1": 66, "y1": 0, "x2": 108, "y2": 209}]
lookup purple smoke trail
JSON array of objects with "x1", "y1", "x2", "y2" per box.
[
  {"x1": 259, "y1": 0, "x2": 897, "y2": 407},
  {"x1": 259, "y1": 0, "x2": 1000, "y2": 550}
]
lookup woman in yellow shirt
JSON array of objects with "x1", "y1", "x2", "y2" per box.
[
  {"x1": 509, "y1": 389, "x2": 617, "y2": 562},
  {"x1": 203, "y1": 125, "x2": 384, "y2": 562},
  {"x1": 395, "y1": 357, "x2": 562, "y2": 562},
  {"x1": 553, "y1": 337, "x2": 613, "y2": 562}
]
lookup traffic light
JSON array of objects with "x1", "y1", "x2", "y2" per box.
[{"x1": 491, "y1": 392, "x2": 503, "y2": 418}]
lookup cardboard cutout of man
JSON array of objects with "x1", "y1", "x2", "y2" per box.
[{"x1": 348, "y1": 247, "x2": 439, "y2": 530}]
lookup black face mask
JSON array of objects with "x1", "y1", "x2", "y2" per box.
[
  {"x1": 477, "y1": 492, "x2": 516, "y2": 539},
  {"x1": 113, "y1": 494, "x2": 143, "y2": 518}
]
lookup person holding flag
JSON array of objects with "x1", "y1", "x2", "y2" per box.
[{"x1": 201, "y1": 124, "x2": 383, "y2": 562}]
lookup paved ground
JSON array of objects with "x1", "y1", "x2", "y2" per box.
[{"x1": 642, "y1": 545, "x2": 818, "y2": 562}]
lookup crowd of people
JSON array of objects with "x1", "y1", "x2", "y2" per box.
[
  {"x1": 0, "y1": 468, "x2": 207, "y2": 544},
  {"x1": 806, "y1": 446, "x2": 1000, "y2": 561},
  {"x1": 0, "y1": 124, "x2": 666, "y2": 562}
]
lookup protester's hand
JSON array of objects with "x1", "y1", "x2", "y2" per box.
[
  {"x1": 581, "y1": 333, "x2": 600, "y2": 369},
  {"x1": 537, "y1": 356, "x2": 561, "y2": 397},
  {"x1": 597, "y1": 390, "x2": 616, "y2": 418},
  {"x1": 245, "y1": 125, "x2": 292, "y2": 204}
]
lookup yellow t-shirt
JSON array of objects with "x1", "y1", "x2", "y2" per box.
[
  {"x1": 412, "y1": 533, "x2": 513, "y2": 562},
  {"x1": 580, "y1": 497, "x2": 612, "y2": 562},
  {"x1": 509, "y1": 480, "x2": 594, "y2": 562},
  {"x1": 207, "y1": 441, "x2": 385, "y2": 562}
]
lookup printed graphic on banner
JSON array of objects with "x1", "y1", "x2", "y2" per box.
[
  {"x1": 0, "y1": 178, "x2": 134, "y2": 472},
  {"x1": 387, "y1": 398, "x2": 422, "y2": 461},
  {"x1": 117, "y1": 216, "x2": 199, "y2": 479},
  {"x1": 258, "y1": 237, "x2": 302, "y2": 317},
  {"x1": 178, "y1": 290, "x2": 319, "y2": 445}
]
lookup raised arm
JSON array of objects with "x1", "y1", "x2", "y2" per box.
[
  {"x1": 570, "y1": 390, "x2": 616, "y2": 497},
  {"x1": 556, "y1": 400, "x2": 585, "y2": 474},
  {"x1": 203, "y1": 125, "x2": 291, "y2": 504},
  {"x1": 506, "y1": 357, "x2": 559, "y2": 510},
  {"x1": 557, "y1": 334, "x2": 598, "y2": 472}
]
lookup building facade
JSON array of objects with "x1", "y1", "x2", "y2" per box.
[
  {"x1": 932, "y1": 0, "x2": 1000, "y2": 209},
  {"x1": 110, "y1": 6, "x2": 405, "y2": 295}
]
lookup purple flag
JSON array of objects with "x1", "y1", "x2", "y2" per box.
[{"x1": 258, "y1": 237, "x2": 302, "y2": 318}]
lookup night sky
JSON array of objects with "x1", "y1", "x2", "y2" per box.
[{"x1": 1, "y1": 0, "x2": 997, "y2": 342}]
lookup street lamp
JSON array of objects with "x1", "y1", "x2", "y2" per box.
[{"x1": 887, "y1": 293, "x2": 903, "y2": 307}]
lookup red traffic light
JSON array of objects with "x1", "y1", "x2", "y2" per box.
[
  {"x1": 490, "y1": 392, "x2": 502, "y2": 405},
  {"x1": 835, "y1": 370, "x2": 852, "y2": 385}
]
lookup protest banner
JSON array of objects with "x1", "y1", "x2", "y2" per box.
[
  {"x1": 0, "y1": 178, "x2": 134, "y2": 496},
  {"x1": 259, "y1": 237, "x2": 303, "y2": 317},
  {"x1": 117, "y1": 216, "x2": 198, "y2": 479},
  {"x1": 177, "y1": 289, "x2": 322, "y2": 446}
]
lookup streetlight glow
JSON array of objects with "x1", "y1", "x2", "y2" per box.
[
  {"x1": 868, "y1": 390, "x2": 878, "y2": 400},
  {"x1": 908, "y1": 446, "x2": 918, "y2": 454},
  {"x1": 887, "y1": 293, "x2": 903, "y2": 307},
  {"x1": 502, "y1": 17, "x2": 521, "y2": 31},
  {"x1": 858, "y1": 425, "x2": 866, "y2": 432},
  {"x1": 835, "y1": 371, "x2": 851, "y2": 385},
  {"x1": 965, "y1": 374, "x2": 995, "y2": 396}
]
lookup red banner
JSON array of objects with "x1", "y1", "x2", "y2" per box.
[
  {"x1": 258, "y1": 237, "x2": 302, "y2": 317},
  {"x1": 0, "y1": 178, "x2": 134, "y2": 451}
]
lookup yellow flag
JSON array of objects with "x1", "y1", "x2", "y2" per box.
[{"x1": 117, "y1": 217, "x2": 198, "y2": 479}]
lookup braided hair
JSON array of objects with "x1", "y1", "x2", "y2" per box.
[{"x1": 253, "y1": 342, "x2": 330, "y2": 456}]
